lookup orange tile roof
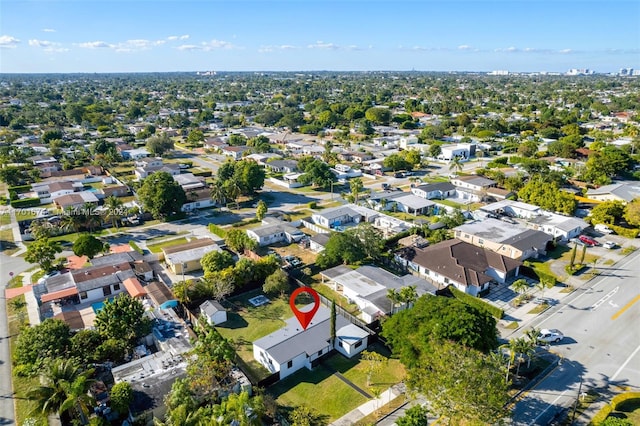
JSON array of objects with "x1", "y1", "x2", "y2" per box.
[
  {"x1": 110, "y1": 244, "x2": 133, "y2": 254},
  {"x1": 41, "y1": 287, "x2": 78, "y2": 302},
  {"x1": 123, "y1": 277, "x2": 146, "y2": 298}
]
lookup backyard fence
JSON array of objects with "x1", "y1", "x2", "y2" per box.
[{"x1": 291, "y1": 277, "x2": 376, "y2": 336}]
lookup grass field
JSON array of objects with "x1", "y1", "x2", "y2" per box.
[
  {"x1": 7, "y1": 295, "x2": 48, "y2": 426},
  {"x1": 146, "y1": 237, "x2": 189, "y2": 253},
  {"x1": 269, "y1": 362, "x2": 368, "y2": 422},
  {"x1": 216, "y1": 289, "x2": 297, "y2": 381},
  {"x1": 324, "y1": 345, "x2": 406, "y2": 391}
]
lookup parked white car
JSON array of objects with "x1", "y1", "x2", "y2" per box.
[
  {"x1": 594, "y1": 224, "x2": 614, "y2": 234},
  {"x1": 537, "y1": 329, "x2": 564, "y2": 344},
  {"x1": 603, "y1": 241, "x2": 617, "y2": 249}
]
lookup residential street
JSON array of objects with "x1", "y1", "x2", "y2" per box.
[{"x1": 510, "y1": 248, "x2": 640, "y2": 425}]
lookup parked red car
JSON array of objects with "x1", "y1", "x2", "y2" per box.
[{"x1": 578, "y1": 235, "x2": 599, "y2": 246}]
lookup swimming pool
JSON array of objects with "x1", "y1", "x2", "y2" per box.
[{"x1": 92, "y1": 298, "x2": 114, "y2": 313}]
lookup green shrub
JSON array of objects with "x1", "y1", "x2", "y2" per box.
[
  {"x1": 10, "y1": 197, "x2": 41, "y2": 208},
  {"x1": 308, "y1": 201, "x2": 318, "y2": 209},
  {"x1": 192, "y1": 169, "x2": 212, "y2": 178},
  {"x1": 450, "y1": 286, "x2": 504, "y2": 319},
  {"x1": 8, "y1": 184, "x2": 33, "y2": 194},
  {"x1": 610, "y1": 224, "x2": 640, "y2": 239},
  {"x1": 208, "y1": 223, "x2": 227, "y2": 238},
  {"x1": 590, "y1": 404, "x2": 613, "y2": 425}
]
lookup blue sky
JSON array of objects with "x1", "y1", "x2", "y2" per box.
[{"x1": 1, "y1": 0, "x2": 638, "y2": 73}]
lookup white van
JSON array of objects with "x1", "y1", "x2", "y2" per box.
[{"x1": 594, "y1": 224, "x2": 614, "y2": 234}]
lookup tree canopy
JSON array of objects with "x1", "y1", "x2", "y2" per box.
[
  {"x1": 94, "y1": 294, "x2": 152, "y2": 347},
  {"x1": 14, "y1": 319, "x2": 71, "y2": 375},
  {"x1": 72, "y1": 234, "x2": 106, "y2": 259},
  {"x1": 137, "y1": 171, "x2": 187, "y2": 219}
]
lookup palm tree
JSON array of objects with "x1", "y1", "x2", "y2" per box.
[
  {"x1": 60, "y1": 208, "x2": 84, "y2": 233},
  {"x1": 81, "y1": 203, "x2": 102, "y2": 233},
  {"x1": 103, "y1": 195, "x2": 124, "y2": 230},
  {"x1": 448, "y1": 156, "x2": 464, "y2": 176},
  {"x1": 349, "y1": 177, "x2": 364, "y2": 204},
  {"x1": 223, "y1": 178, "x2": 242, "y2": 204},
  {"x1": 212, "y1": 391, "x2": 264, "y2": 426},
  {"x1": 28, "y1": 219, "x2": 54, "y2": 239},
  {"x1": 29, "y1": 359, "x2": 95, "y2": 424},
  {"x1": 387, "y1": 289, "x2": 401, "y2": 315},
  {"x1": 401, "y1": 286, "x2": 418, "y2": 306},
  {"x1": 210, "y1": 181, "x2": 227, "y2": 207},
  {"x1": 511, "y1": 278, "x2": 529, "y2": 296}
]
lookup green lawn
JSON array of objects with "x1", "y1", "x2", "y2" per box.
[
  {"x1": 15, "y1": 210, "x2": 40, "y2": 222},
  {"x1": 324, "y1": 345, "x2": 406, "y2": 391},
  {"x1": 8, "y1": 295, "x2": 48, "y2": 426},
  {"x1": 269, "y1": 363, "x2": 368, "y2": 422},
  {"x1": 146, "y1": 237, "x2": 189, "y2": 253},
  {"x1": 0, "y1": 212, "x2": 11, "y2": 226},
  {"x1": 216, "y1": 289, "x2": 297, "y2": 381}
]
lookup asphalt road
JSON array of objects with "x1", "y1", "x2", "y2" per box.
[
  {"x1": 511, "y1": 248, "x2": 640, "y2": 425},
  {"x1": 0, "y1": 254, "x2": 32, "y2": 426}
]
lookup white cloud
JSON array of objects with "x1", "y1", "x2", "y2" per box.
[
  {"x1": 29, "y1": 39, "x2": 68, "y2": 53},
  {"x1": 0, "y1": 35, "x2": 20, "y2": 49},
  {"x1": 78, "y1": 41, "x2": 113, "y2": 49},
  {"x1": 458, "y1": 44, "x2": 472, "y2": 50},
  {"x1": 168, "y1": 34, "x2": 190, "y2": 41},
  {"x1": 114, "y1": 39, "x2": 166, "y2": 52},
  {"x1": 346, "y1": 45, "x2": 363, "y2": 51},
  {"x1": 42, "y1": 28, "x2": 56, "y2": 33},
  {"x1": 258, "y1": 44, "x2": 297, "y2": 53},
  {"x1": 307, "y1": 41, "x2": 339, "y2": 50},
  {"x1": 558, "y1": 48, "x2": 573, "y2": 54},
  {"x1": 177, "y1": 44, "x2": 201, "y2": 51},
  {"x1": 201, "y1": 39, "x2": 238, "y2": 50}
]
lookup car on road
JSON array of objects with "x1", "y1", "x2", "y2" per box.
[
  {"x1": 578, "y1": 235, "x2": 599, "y2": 246},
  {"x1": 537, "y1": 329, "x2": 564, "y2": 344},
  {"x1": 533, "y1": 297, "x2": 556, "y2": 306},
  {"x1": 603, "y1": 241, "x2": 617, "y2": 249}
]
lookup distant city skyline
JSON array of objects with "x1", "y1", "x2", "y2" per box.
[{"x1": 1, "y1": 0, "x2": 638, "y2": 74}]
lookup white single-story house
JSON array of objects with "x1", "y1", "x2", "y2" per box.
[
  {"x1": 246, "y1": 218, "x2": 306, "y2": 247},
  {"x1": 253, "y1": 305, "x2": 368, "y2": 380},
  {"x1": 411, "y1": 182, "x2": 457, "y2": 200},
  {"x1": 200, "y1": 300, "x2": 227, "y2": 325},
  {"x1": 320, "y1": 265, "x2": 438, "y2": 323}
]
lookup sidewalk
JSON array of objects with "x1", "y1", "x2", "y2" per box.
[{"x1": 330, "y1": 383, "x2": 405, "y2": 426}]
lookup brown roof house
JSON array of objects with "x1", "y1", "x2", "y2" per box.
[{"x1": 395, "y1": 239, "x2": 522, "y2": 296}]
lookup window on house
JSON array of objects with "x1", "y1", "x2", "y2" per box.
[
  {"x1": 354, "y1": 341, "x2": 363, "y2": 348},
  {"x1": 113, "y1": 284, "x2": 120, "y2": 291},
  {"x1": 478, "y1": 239, "x2": 484, "y2": 245},
  {"x1": 287, "y1": 360, "x2": 293, "y2": 369},
  {"x1": 338, "y1": 341, "x2": 343, "y2": 348},
  {"x1": 103, "y1": 286, "x2": 112, "y2": 296},
  {"x1": 318, "y1": 350, "x2": 323, "y2": 356},
  {"x1": 79, "y1": 292, "x2": 87, "y2": 300},
  {"x1": 464, "y1": 234, "x2": 469, "y2": 238},
  {"x1": 444, "y1": 277, "x2": 450, "y2": 284}
]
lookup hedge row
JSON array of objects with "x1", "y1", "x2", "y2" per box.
[
  {"x1": 8, "y1": 185, "x2": 32, "y2": 194},
  {"x1": 10, "y1": 197, "x2": 41, "y2": 208},
  {"x1": 610, "y1": 224, "x2": 640, "y2": 239},
  {"x1": 208, "y1": 223, "x2": 227, "y2": 238},
  {"x1": 450, "y1": 286, "x2": 504, "y2": 319},
  {"x1": 590, "y1": 392, "x2": 640, "y2": 425}
]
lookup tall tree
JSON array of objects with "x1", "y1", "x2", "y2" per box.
[
  {"x1": 94, "y1": 294, "x2": 152, "y2": 347},
  {"x1": 103, "y1": 195, "x2": 124, "y2": 230},
  {"x1": 349, "y1": 177, "x2": 364, "y2": 204},
  {"x1": 263, "y1": 268, "x2": 289, "y2": 297},
  {"x1": 146, "y1": 132, "x2": 174, "y2": 156},
  {"x1": 14, "y1": 319, "x2": 71, "y2": 374},
  {"x1": 29, "y1": 359, "x2": 95, "y2": 424},
  {"x1": 25, "y1": 238, "x2": 62, "y2": 272},
  {"x1": 256, "y1": 200, "x2": 268, "y2": 220},
  {"x1": 72, "y1": 234, "x2": 106, "y2": 259},
  {"x1": 403, "y1": 337, "x2": 509, "y2": 423},
  {"x1": 137, "y1": 171, "x2": 187, "y2": 220}
]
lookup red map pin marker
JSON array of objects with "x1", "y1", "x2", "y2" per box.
[{"x1": 289, "y1": 287, "x2": 321, "y2": 330}]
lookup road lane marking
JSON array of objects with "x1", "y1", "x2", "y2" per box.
[
  {"x1": 529, "y1": 389, "x2": 570, "y2": 425},
  {"x1": 612, "y1": 343, "x2": 640, "y2": 380},
  {"x1": 591, "y1": 286, "x2": 619, "y2": 311},
  {"x1": 611, "y1": 294, "x2": 640, "y2": 320}
]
